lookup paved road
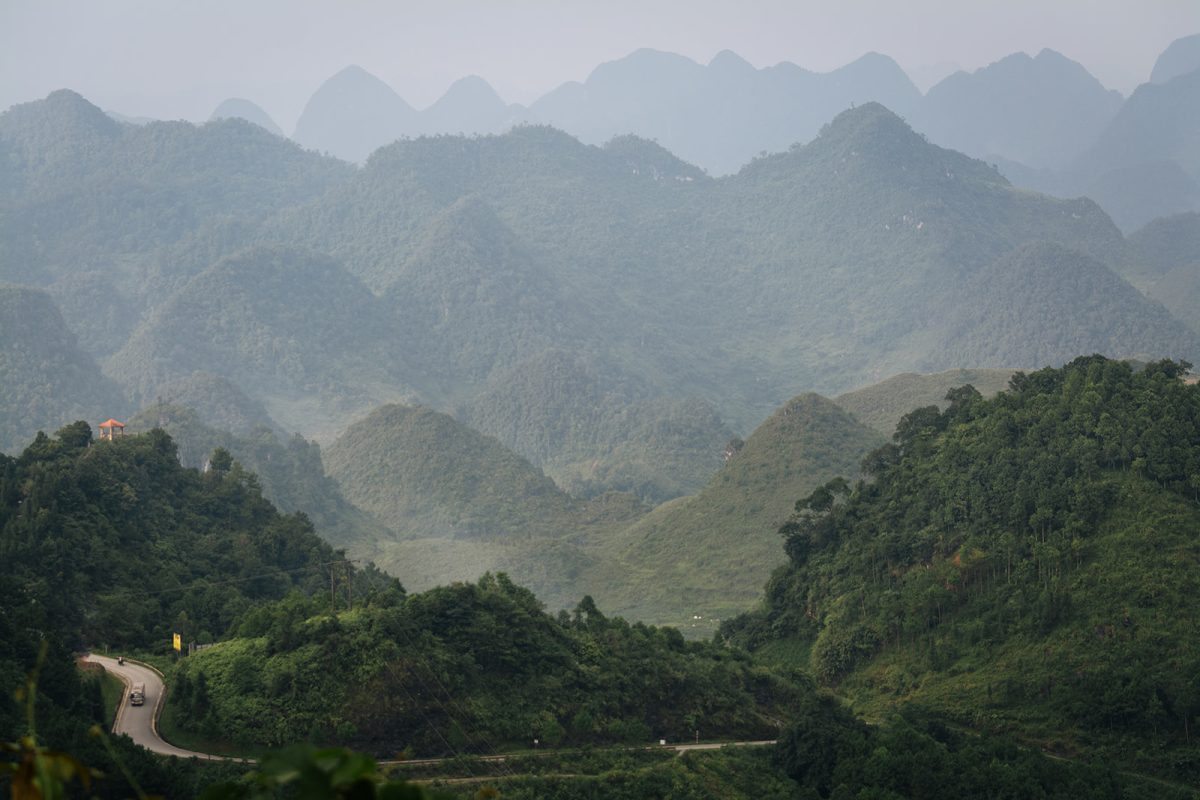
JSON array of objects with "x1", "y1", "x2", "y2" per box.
[
  {"x1": 84, "y1": 653, "x2": 240, "y2": 761},
  {"x1": 84, "y1": 652, "x2": 774, "y2": 770}
]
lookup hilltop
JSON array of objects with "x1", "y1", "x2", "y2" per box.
[
  {"x1": 463, "y1": 350, "x2": 732, "y2": 504},
  {"x1": 107, "y1": 246, "x2": 410, "y2": 434},
  {"x1": 583, "y1": 393, "x2": 883, "y2": 626},
  {"x1": 915, "y1": 49, "x2": 1121, "y2": 170}
]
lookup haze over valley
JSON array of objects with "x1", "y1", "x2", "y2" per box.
[{"x1": 3, "y1": 5, "x2": 1200, "y2": 797}]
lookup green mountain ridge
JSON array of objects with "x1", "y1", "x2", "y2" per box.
[
  {"x1": 0, "y1": 283, "x2": 128, "y2": 454},
  {"x1": 463, "y1": 349, "x2": 732, "y2": 504},
  {"x1": 927, "y1": 241, "x2": 1200, "y2": 369},
  {"x1": 724, "y1": 356, "x2": 1200, "y2": 780},
  {"x1": 1126, "y1": 212, "x2": 1200, "y2": 334},
  {"x1": 107, "y1": 246, "x2": 412, "y2": 435},
  {"x1": 126, "y1": 402, "x2": 386, "y2": 548}
]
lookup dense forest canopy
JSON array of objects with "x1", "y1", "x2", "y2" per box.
[{"x1": 724, "y1": 356, "x2": 1200, "y2": 780}]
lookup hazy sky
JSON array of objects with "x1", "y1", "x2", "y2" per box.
[{"x1": 2, "y1": 0, "x2": 1197, "y2": 132}]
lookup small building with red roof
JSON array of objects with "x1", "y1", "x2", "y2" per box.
[{"x1": 98, "y1": 419, "x2": 126, "y2": 441}]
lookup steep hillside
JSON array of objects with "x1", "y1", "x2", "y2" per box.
[
  {"x1": 834, "y1": 368, "x2": 1017, "y2": 435},
  {"x1": 272, "y1": 103, "x2": 1154, "y2": 432},
  {"x1": 323, "y1": 403, "x2": 642, "y2": 606},
  {"x1": 0, "y1": 91, "x2": 352, "y2": 353},
  {"x1": 107, "y1": 246, "x2": 409, "y2": 433},
  {"x1": 325, "y1": 404, "x2": 579, "y2": 540},
  {"x1": 928, "y1": 242, "x2": 1200, "y2": 369},
  {"x1": 723, "y1": 357, "x2": 1200, "y2": 779},
  {"x1": 464, "y1": 350, "x2": 732, "y2": 503},
  {"x1": 0, "y1": 422, "x2": 378, "y2": 798},
  {"x1": 1126, "y1": 212, "x2": 1200, "y2": 334},
  {"x1": 126, "y1": 403, "x2": 385, "y2": 547},
  {"x1": 1071, "y1": 69, "x2": 1200, "y2": 230},
  {"x1": 585, "y1": 393, "x2": 883, "y2": 626},
  {"x1": 1128, "y1": 212, "x2": 1200, "y2": 276},
  {"x1": 382, "y1": 197, "x2": 585, "y2": 397},
  {"x1": 0, "y1": 284, "x2": 128, "y2": 454},
  {"x1": 915, "y1": 49, "x2": 1122, "y2": 170},
  {"x1": 1150, "y1": 33, "x2": 1200, "y2": 84},
  {"x1": 174, "y1": 577, "x2": 809, "y2": 756},
  {"x1": 149, "y1": 371, "x2": 281, "y2": 435}
]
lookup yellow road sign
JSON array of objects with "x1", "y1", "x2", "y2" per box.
[{"x1": 173, "y1": 633, "x2": 182, "y2": 652}]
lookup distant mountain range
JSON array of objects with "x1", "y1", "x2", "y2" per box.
[
  {"x1": 80, "y1": 34, "x2": 1200, "y2": 230},
  {"x1": 3, "y1": 81, "x2": 1200, "y2": 623},
  {"x1": 3, "y1": 89, "x2": 1197, "y2": 450}
]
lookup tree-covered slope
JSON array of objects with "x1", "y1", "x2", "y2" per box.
[
  {"x1": 0, "y1": 284, "x2": 128, "y2": 454},
  {"x1": 723, "y1": 357, "x2": 1200, "y2": 780},
  {"x1": 147, "y1": 371, "x2": 282, "y2": 435},
  {"x1": 834, "y1": 368, "x2": 1017, "y2": 436},
  {"x1": 0, "y1": 422, "x2": 387, "y2": 797},
  {"x1": 271, "y1": 102, "x2": 1158, "y2": 431},
  {"x1": 323, "y1": 403, "x2": 651, "y2": 608},
  {"x1": 0, "y1": 91, "x2": 352, "y2": 355},
  {"x1": 107, "y1": 246, "x2": 410, "y2": 434},
  {"x1": 382, "y1": 197, "x2": 587, "y2": 399},
  {"x1": 1126, "y1": 212, "x2": 1200, "y2": 334},
  {"x1": 126, "y1": 403, "x2": 386, "y2": 548},
  {"x1": 463, "y1": 349, "x2": 732, "y2": 504},
  {"x1": 0, "y1": 424, "x2": 345, "y2": 650},
  {"x1": 171, "y1": 576, "x2": 807, "y2": 755},
  {"x1": 927, "y1": 241, "x2": 1200, "y2": 370},
  {"x1": 585, "y1": 394, "x2": 883, "y2": 627},
  {"x1": 326, "y1": 403, "x2": 579, "y2": 540}
]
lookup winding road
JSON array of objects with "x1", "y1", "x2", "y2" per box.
[
  {"x1": 83, "y1": 652, "x2": 774, "y2": 771},
  {"x1": 83, "y1": 653, "x2": 244, "y2": 761}
]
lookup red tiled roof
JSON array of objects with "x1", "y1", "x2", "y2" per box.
[{"x1": 99, "y1": 419, "x2": 125, "y2": 428}]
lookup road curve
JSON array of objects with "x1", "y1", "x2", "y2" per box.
[
  {"x1": 85, "y1": 653, "x2": 774, "y2": 770},
  {"x1": 84, "y1": 653, "x2": 245, "y2": 761}
]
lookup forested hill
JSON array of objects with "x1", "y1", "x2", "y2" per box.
[
  {"x1": 585, "y1": 393, "x2": 883, "y2": 626},
  {"x1": 0, "y1": 424, "x2": 349, "y2": 652},
  {"x1": 0, "y1": 284, "x2": 128, "y2": 454},
  {"x1": 0, "y1": 422, "x2": 388, "y2": 795},
  {"x1": 723, "y1": 356, "x2": 1200, "y2": 779},
  {"x1": 4, "y1": 91, "x2": 1195, "y2": 451}
]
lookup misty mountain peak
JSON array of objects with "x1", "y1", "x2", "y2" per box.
[
  {"x1": 209, "y1": 98, "x2": 283, "y2": 137},
  {"x1": 423, "y1": 74, "x2": 509, "y2": 133},
  {"x1": 438, "y1": 75, "x2": 504, "y2": 105},
  {"x1": 709, "y1": 49, "x2": 755, "y2": 75},
  {"x1": 293, "y1": 64, "x2": 417, "y2": 162},
  {"x1": 2, "y1": 89, "x2": 120, "y2": 138},
  {"x1": 1150, "y1": 33, "x2": 1200, "y2": 84}
]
